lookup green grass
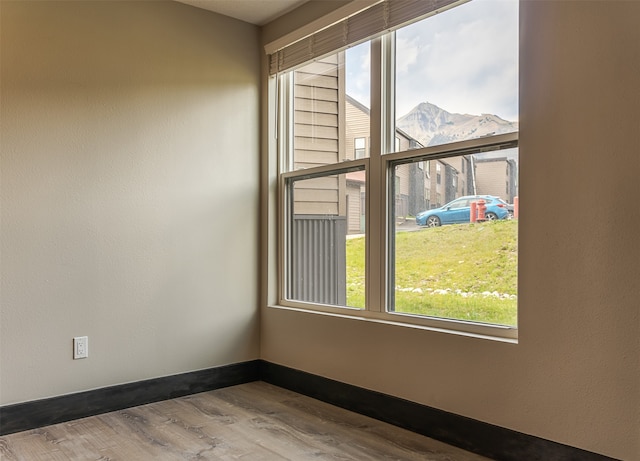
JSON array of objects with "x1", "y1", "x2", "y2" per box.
[
  {"x1": 346, "y1": 219, "x2": 517, "y2": 326},
  {"x1": 345, "y1": 247, "x2": 366, "y2": 309}
]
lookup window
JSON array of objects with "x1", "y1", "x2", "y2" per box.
[
  {"x1": 285, "y1": 168, "x2": 366, "y2": 308},
  {"x1": 279, "y1": 43, "x2": 370, "y2": 310},
  {"x1": 271, "y1": 0, "x2": 518, "y2": 338},
  {"x1": 354, "y1": 137, "x2": 366, "y2": 159}
]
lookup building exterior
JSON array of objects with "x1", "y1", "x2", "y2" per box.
[{"x1": 474, "y1": 157, "x2": 518, "y2": 203}]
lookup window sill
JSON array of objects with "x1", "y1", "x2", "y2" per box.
[{"x1": 265, "y1": 303, "x2": 518, "y2": 344}]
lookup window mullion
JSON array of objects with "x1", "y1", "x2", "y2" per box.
[
  {"x1": 381, "y1": 33, "x2": 396, "y2": 312},
  {"x1": 366, "y1": 37, "x2": 385, "y2": 313},
  {"x1": 381, "y1": 33, "x2": 395, "y2": 155}
]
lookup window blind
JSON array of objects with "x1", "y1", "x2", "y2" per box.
[{"x1": 268, "y1": 0, "x2": 466, "y2": 75}]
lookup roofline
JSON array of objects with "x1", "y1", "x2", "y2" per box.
[{"x1": 345, "y1": 94, "x2": 423, "y2": 147}]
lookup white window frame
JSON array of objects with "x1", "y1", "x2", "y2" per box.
[
  {"x1": 354, "y1": 137, "x2": 367, "y2": 159},
  {"x1": 270, "y1": 5, "x2": 518, "y2": 342}
]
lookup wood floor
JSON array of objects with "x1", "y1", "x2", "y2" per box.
[{"x1": 0, "y1": 381, "x2": 491, "y2": 460}]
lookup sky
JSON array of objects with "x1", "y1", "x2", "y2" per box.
[{"x1": 345, "y1": 0, "x2": 519, "y2": 122}]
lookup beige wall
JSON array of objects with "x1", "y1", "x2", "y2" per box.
[
  {"x1": 1, "y1": 1, "x2": 260, "y2": 404},
  {"x1": 2, "y1": 0, "x2": 638, "y2": 458},
  {"x1": 261, "y1": 0, "x2": 352, "y2": 47},
  {"x1": 260, "y1": 2, "x2": 640, "y2": 460}
]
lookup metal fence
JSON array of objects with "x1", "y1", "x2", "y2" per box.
[{"x1": 288, "y1": 215, "x2": 347, "y2": 306}]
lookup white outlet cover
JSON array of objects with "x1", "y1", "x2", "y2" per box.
[{"x1": 73, "y1": 336, "x2": 88, "y2": 359}]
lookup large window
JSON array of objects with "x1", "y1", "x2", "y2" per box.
[{"x1": 273, "y1": 0, "x2": 518, "y2": 338}]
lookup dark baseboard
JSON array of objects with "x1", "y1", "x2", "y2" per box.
[
  {"x1": 259, "y1": 361, "x2": 618, "y2": 461},
  {"x1": 0, "y1": 359, "x2": 620, "y2": 461},
  {"x1": 0, "y1": 360, "x2": 260, "y2": 436}
]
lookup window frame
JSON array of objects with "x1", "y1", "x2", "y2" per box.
[
  {"x1": 354, "y1": 137, "x2": 366, "y2": 159},
  {"x1": 271, "y1": 7, "x2": 518, "y2": 342}
]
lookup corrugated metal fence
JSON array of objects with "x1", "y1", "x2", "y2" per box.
[{"x1": 289, "y1": 215, "x2": 347, "y2": 306}]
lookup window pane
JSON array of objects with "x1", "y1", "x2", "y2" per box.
[
  {"x1": 390, "y1": 149, "x2": 518, "y2": 326},
  {"x1": 354, "y1": 137, "x2": 366, "y2": 159},
  {"x1": 394, "y1": 0, "x2": 518, "y2": 149},
  {"x1": 290, "y1": 42, "x2": 371, "y2": 171},
  {"x1": 286, "y1": 169, "x2": 366, "y2": 309}
]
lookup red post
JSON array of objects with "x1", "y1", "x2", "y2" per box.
[
  {"x1": 470, "y1": 201, "x2": 477, "y2": 223},
  {"x1": 477, "y1": 200, "x2": 486, "y2": 221},
  {"x1": 514, "y1": 196, "x2": 519, "y2": 219}
]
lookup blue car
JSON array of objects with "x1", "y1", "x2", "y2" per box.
[{"x1": 416, "y1": 195, "x2": 510, "y2": 227}]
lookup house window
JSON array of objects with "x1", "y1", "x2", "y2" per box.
[
  {"x1": 278, "y1": 42, "x2": 370, "y2": 310},
  {"x1": 272, "y1": 0, "x2": 518, "y2": 338},
  {"x1": 354, "y1": 137, "x2": 366, "y2": 159},
  {"x1": 284, "y1": 168, "x2": 366, "y2": 308}
]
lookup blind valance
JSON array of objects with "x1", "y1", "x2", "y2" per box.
[{"x1": 268, "y1": 0, "x2": 465, "y2": 75}]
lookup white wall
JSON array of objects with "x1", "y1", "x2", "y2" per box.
[
  {"x1": 260, "y1": 2, "x2": 640, "y2": 460},
  {"x1": 0, "y1": 1, "x2": 260, "y2": 404}
]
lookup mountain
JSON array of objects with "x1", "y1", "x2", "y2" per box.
[{"x1": 396, "y1": 102, "x2": 518, "y2": 147}]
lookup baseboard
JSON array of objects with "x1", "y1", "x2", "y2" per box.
[
  {"x1": 259, "y1": 361, "x2": 618, "y2": 461},
  {"x1": 0, "y1": 360, "x2": 260, "y2": 436},
  {"x1": 0, "y1": 359, "x2": 620, "y2": 460}
]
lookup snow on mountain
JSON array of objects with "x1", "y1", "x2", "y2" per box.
[{"x1": 396, "y1": 102, "x2": 518, "y2": 147}]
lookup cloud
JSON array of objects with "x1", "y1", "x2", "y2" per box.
[
  {"x1": 395, "y1": 35, "x2": 419, "y2": 74},
  {"x1": 345, "y1": 0, "x2": 519, "y2": 121},
  {"x1": 346, "y1": 42, "x2": 371, "y2": 108},
  {"x1": 395, "y1": 0, "x2": 519, "y2": 120}
]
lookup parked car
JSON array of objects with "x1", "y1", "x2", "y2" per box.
[
  {"x1": 416, "y1": 195, "x2": 510, "y2": 227},
  {"x1": 500, "y1": 198, "x2": 515, "y2": 217}
]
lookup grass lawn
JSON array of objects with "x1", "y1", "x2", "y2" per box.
[{"x1": 346, "y1": 219, "x2": 517, "y2": 326}]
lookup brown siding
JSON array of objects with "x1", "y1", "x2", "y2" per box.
[
  {"x1": 292, "y1": 54, "x2": 345, "y2": 215},
  {"x1": 345, "y1": 98, "x2": 370, "y2": 160},
  {"x1": 293, "y1": 176, "x2": 339, "y2": 215},
  {"x1": 346, "y1": 184, "x2": 363, "y2": 233},
  {"x1": 475, "y1": 159, "x2": 510, "y2": 201}
]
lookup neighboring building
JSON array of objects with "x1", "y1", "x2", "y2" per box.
[
  {"x1": 292, "y1": 54, "x2": 344, "y2": 216},
  {"x1": 289, "y1": 55, "x2": 519, "y2": 305},
  {"x1": 423, "y1": 157, "x2": 473, "y2": 209},
  {"x1": 345, "y1": 170, "x2": 365, "y2": 234},
  {"x1": 290, "y1": 54, "x2": 347, "y2": 305},
  {"x1": 346, "y1": 95, "x2": 427, "y2": 224},
  {"x1": 474, "y1": 157, "x2": 518, "y2": 203}
]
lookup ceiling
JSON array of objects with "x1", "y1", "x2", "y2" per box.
[{"x1": 175, "y1": 0, "x2": 309, "y2": 26}]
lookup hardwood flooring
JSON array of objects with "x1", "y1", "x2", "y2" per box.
[{"x1": 0, "y1": 381, "x2": 491, "y2": 460}]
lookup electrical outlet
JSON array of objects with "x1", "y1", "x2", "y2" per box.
[{"x1": 73, "y1": 336, "x2": 88, "y2": 359}]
